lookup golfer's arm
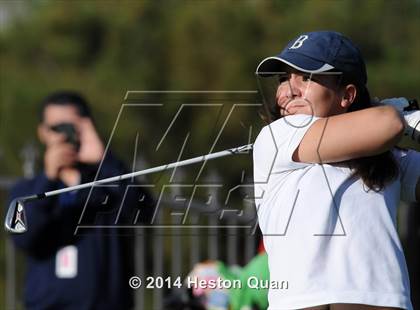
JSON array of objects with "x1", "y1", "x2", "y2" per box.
[{"x1": 293, "y1": 106, "x2": 404, "y2": 164}]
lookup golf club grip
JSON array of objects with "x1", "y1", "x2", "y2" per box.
[{"x1": 406, "y1": 99, "x2": 419, "y2": 111}]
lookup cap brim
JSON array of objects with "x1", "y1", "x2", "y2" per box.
[{"x1": 256, "y1": 55, "x2": 335, "y2": 76}]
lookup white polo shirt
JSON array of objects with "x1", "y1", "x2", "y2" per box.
[{"x1": 253, "y1": 114, "x2": 419, "y2": 310}]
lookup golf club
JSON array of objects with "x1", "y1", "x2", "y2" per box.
[{"x1": 5, "y1": 144, "x2": 253, "y2": 234}]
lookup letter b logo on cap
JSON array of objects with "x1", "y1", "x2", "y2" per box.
[{"x1": 289, "y1": 35, "x2": 308, "y2": 49}]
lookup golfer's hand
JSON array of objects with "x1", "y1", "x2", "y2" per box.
[
  {"x1": 77, "y1": 118, "x2": 104, "y2": 164},
  {"x1": 44, "y1": 136, "x2": 78, "y2": 180},
  {"x1": 378, "y1": 97, "x2": 410, "y2": 112},
  {"x1": 378, "y1": 97, "x2": 420, "y2": 150}
]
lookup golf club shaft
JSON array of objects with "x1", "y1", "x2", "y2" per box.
[{"x1": 30, "y1": 144, "x2": 253, "y2": 200}]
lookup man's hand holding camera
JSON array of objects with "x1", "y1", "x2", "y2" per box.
[
  {"x1": 44, "y1": 131, "x2": 79, "y2": 184},
  {"x1": 77, "y1": 118, "x2": 104, "y2": 164},
  {"x1": 41, "y1": 117, "x2": 104, "y2": 186}
]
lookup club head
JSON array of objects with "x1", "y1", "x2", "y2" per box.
[{"x1": 5, "y1": 198, "x2": 27, "y2": 234}]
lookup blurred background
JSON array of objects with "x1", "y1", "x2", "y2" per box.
[{"x1": 1, "y1": 0, "x2": 419, "y2": 309}]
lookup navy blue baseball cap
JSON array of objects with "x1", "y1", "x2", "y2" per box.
[{"x1": 256, "y1": 31, "x2": 367, "y2": 85}]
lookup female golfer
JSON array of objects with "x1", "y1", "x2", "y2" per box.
[{"x1": 254, "y1": 31, "x2": 419, "y2": 310}]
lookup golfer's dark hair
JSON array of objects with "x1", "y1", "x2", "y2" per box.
[
  {"x1": 341, "y1": 77, "x2": 399, "y2": 191},
  {"x1": 39, "y1": 91, "x2": 92, "y2": 122}
]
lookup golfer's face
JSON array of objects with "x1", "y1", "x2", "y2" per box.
[{"x1": 275, "y1": 71, "x2": 342, "y2": 117}]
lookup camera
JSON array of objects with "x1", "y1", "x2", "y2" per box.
[{"x1": 49, "y1": 123, "x2": 80, "y2": 151}]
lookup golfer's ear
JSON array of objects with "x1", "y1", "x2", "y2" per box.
[{"x1": 340, "y1": 84, "x2": 357, "y2": 109}]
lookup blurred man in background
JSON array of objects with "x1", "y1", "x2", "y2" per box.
[{"x1": 7, "y1": 91, "x2": 153, "y2": 310}]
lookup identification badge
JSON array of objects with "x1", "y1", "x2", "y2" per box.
[{"x1": 55, "y1": 245, "x2": 78, "y2": 278}]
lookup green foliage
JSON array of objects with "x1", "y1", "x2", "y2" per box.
[{"x1": 1, "y1": 0, "x2": 419, "y2": 176}]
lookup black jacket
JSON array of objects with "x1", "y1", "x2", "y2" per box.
[{"x1": 8, "y1": 155, "x2": 154, "y2": 310}]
